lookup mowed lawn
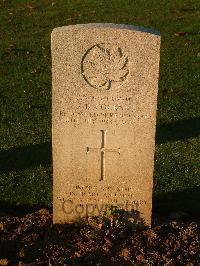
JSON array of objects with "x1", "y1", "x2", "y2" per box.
[{"x1": 0, "y1": 0, "x2": 199, "y2": 215}]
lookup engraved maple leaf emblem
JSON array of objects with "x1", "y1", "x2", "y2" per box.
[{"x1": 81, "y1": 44, "x2": 129, "y2": 90}]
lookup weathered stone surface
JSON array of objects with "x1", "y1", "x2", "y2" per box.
[{"x1": 52, "y1": 23, "x2": 161, "y2": 226}]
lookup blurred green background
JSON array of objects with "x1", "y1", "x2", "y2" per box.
[{"x1": 0, "y1": 0, "x2": 199, "y2": 216}]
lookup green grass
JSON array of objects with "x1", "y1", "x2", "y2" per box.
[{"x1": 0, "y1": 0, "x2": 199, "y2": 215}]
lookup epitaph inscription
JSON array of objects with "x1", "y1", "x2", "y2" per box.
[
  {"x1": 52, "y1": 24, "x2": 161, "y2": 226},
  {"x1": 59, "y1": 95, "x2": 146, "y2": 126}
]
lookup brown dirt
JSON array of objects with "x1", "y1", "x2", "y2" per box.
[{"x1": 0, "y1": 209, "x2": 199, "y2": 265}]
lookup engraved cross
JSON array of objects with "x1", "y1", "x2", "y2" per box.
[{"x1": 86, "y1": 130, "x2": 120, "y2": 181}]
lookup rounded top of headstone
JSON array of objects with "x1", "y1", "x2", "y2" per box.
[{"x1": 52, "y1": 23, "x2": 160, "y2": 36}]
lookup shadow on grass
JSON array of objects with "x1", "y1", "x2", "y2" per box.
[
  {"x1": 156, "y1": 117, "x2": 200, "y2": 144},
  {"x1": 0, "y1": 117, "x2": 199, "y2": 216},
  {"x1": 153, "y1": 187, "x2": 200, "y2": 217},
  {"x1": 0, "y1": 142, "x2": 51, "y2": 174},
  {"x1": 0, "y1": 117, "x2": 199, "y2": 174},
  {"x1": 0, "y1": 201, "x2": 51, "y2": 217}
]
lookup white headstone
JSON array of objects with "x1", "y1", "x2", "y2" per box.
[{"x1": 52, "y1": 24, "x2": 161, "y2": 226}]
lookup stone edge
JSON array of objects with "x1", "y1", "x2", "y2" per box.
[{"x1": 51, "y1": 23, "x2": 160, "y2": 37}]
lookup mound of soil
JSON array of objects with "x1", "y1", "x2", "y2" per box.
[{"x1": 0, "y1": 209, "x2": 199, "y2": 265}]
